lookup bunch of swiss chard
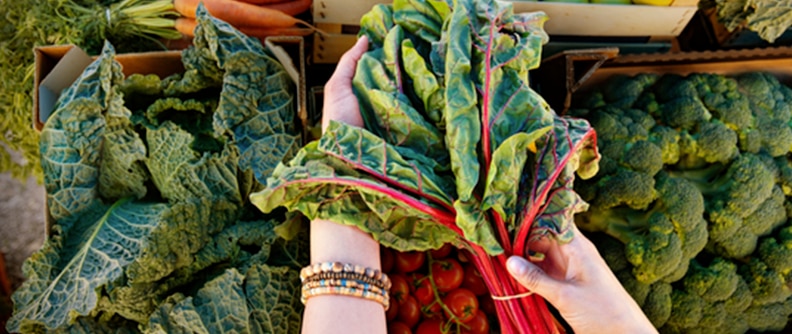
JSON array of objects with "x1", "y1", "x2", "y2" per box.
[
  {"x1": 7, "y1": 7, "x2": 305, "y2": 334},
  {"x1": 251, "y1": 0, "x2": 600, "y2": 332}
]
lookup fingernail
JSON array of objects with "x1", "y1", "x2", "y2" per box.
[{"x1": 507, "y1": 256, "x2": 527, "y2": 276}]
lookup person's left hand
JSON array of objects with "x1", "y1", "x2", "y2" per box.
[{"x1": 321, "y1": 36, "x2": 369, "y2": 132}]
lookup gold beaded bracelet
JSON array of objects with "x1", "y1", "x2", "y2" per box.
[{"x1": 299, "y1": 262, "x2": 391, "y2": 310}]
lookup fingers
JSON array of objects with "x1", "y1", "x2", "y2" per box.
[
  {"x1": 506, "y1": 256, "x2": 563, "y2": 302},
  {"x1": 327, "y1": 36, "x2": 369, "y2": 88}
]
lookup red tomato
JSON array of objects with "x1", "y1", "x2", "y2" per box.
[
  {"x1": 411, "y1": 274, "x2": 435, "y2": 306},
  {"x1": 429, "y1": 243, "x2": 453, "y2": 259},
  {"x1": 381, "y1": 246, "x2": 395, "y2": 273},
  {"x1": 461, "y1": 310, "x2": 489, "y2": 334},
  {"x1": 431, "y1": 258, "x2": 464, "y2": 293},
  {"x1": 395, "y1": 251, "x2": 426, "y2": 273},
  {"x1": 461, "y1": 264, "x2": 488, "y2": 296},
  {"x1": 478, "y1": 295, "x2": 497, "y2": 317},
  {"x1": 415, "y1": 319, "x2": 444, "y2": 334},
  {"x1": 397, "y1": 295, "x2": 421, "y2": 328},
  {"x1": 442, "y1": 288, "x2": 479, "y2": 323},
  {"x1": 390, "y1": 274, "x2": 410, "y2": 303},
  {"x1": 386, "y1": 298, "x2": 400, "y2": 322},
  {"x1": 388, "y1": 321, "x2": 413, "y2": 334}
]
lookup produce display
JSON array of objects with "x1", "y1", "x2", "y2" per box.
[
  {"x1": 5, "y1": 8, "x2": 305, "y2": 333},
  {"x1": 569, "y1": 72, "x2": 792, "y2": 333},
  {"x1": 252, "y1": 0, "x2": 599, "y2": 332}
]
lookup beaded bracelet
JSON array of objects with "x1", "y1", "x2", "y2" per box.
[{"x1": 300, "y1": 262, "x2": 391, "y2": 310}]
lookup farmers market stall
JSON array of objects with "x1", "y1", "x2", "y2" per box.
[{"x1": 3, "y1": 0, "x2": 792, "y2": 333}]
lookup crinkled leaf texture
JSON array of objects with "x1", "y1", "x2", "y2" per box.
[
  {"x1": 9, "y1": 6, "x2": 305, "y2": 333},
  {"x1": 146, "y1": 264, "x2": 301, "y2": 334},
  {"x1": 253, "y1": 0, "x2": 599, "y2": 257}
]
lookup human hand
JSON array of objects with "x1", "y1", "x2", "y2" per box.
[
  {"x1": 506, "y1": 225, "x2": 657, "y2": 334},
  {"x1": 321, "y1": 36, "x2": 369, "y2": 132}
]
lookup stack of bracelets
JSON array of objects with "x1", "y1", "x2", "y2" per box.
[{"x1": 300, "y1": 262, "x2": 392, "y2": 310}]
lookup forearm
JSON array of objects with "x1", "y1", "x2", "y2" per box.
[{"x1": 301, "y1": 219, "x2": 386, "y2": 334}]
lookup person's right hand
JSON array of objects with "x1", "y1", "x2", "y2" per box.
[{"x1": 506, "y1": 225, "x2": 658, "y2": 334}]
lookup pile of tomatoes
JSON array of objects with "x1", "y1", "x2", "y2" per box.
[{"x1": 382, "y1": 244, "x2": 497, "y2": 334}]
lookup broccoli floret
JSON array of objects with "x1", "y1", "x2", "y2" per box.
[
  {"x1": 600, "y1": 73, "x2": 659, "y2": 108},
  {"x1": 774, "y1": 156, "x2": 792, "y2": 195},
  {"x1": 757, "y1": 225, "x2": 792, "y2": 276},
  {"x1": 739, "y1": 258, "x2": 791, "y2": 305},
  {"x1": 723, "y1": 276, "x2": 753, "y2": 314},
  {"x1": 577, "y1": 173, "x2": 706, "y2": 284},
  {"x1": 678, "y1": 120, "x2": 738, "y2": 169},
  {"x1": 736, "y1": 72, "x2": 792, "y2": 157},
  {"x1": 660, "y1": 96, "x2": 712, "y2": 131},
  {"x1": 652, "y1": 74, "x2": 698, "y2": 103},
  {"x1": 649, "y1": 125, "x2": 681, "y2": 165},
  {"x1": 683, "y1": 258, "x2": 739, "y2": 303},
  {"x1": 743, "y1": 299, "x2": 792, "y2": 332},
  {"x1": 580, "y1": 168, "x2": 657, "y2": 211},
  {"x1": 692, "y1": 73, "x2": 754, "y2": 131},
  {"x1": 664, "y1": 290, "x2": 705, "y2": 329},
  {"x1": 756, "y1": 115, "x2": 792, "y2": 157},
  {"x1": 642, "y1": 281, "x2": 673, "y2": 328}
]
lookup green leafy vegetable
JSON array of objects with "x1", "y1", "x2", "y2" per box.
[
  {"x1": 7, "y1": 7, "x2": 304, "y2": 333},
  {"x1": 701, "y1": 0, "x2": 792, "y2": 43},
  {"x1": 251, "y1": 0, "x2": 600, "y2": 332}
]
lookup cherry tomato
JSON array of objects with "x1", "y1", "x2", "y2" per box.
[
  {"x1": 381, "y1": 246, "x2": 395, "y2": 273},
  {"x1": 395, "y1": 251, "x2": 426, "y2": 273},
  {"x1": 431, "y1": 258, "x2": 464, "y2": 293},
  {"x1": 443, "y1": 288, "x2": 479, "y2": 323},
  {"x1": 397, "y1": 295, "x2": 421, "y2": 328},
  {"x1": 461, "y1": 310, "x2": 489, "y2": 334},
  {"x1": 415, "y1": 319, "x2": 444, "y2": 334},
  {"x1": 429, "y1": 243, "x2": 453, "y2": 259},
  {"x1": 386, "y1": 298, "x2": 400, "y2": 322},
  {"x1": 478, "y1": 295, "x2": 497, "y2": 317},
  {"x1": 390, "y1": 274, "x2": 410, "y2": 303},
  {"x1": 388, "y1": 321, "x2": 413, "y2": 334},
  {"x1": 461, "y1": 264, "x2": 488, "y2": 296},
  {"x1": 411, "y1": 274, "x2": 435, "y2": 306}
]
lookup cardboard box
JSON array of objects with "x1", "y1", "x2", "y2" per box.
[
  {"x1": 534, "y1": 46, "x2": 792, "y2": 114},
  {"x1": 34, "y1": 37, "x2": 308, "y2": 137},
  {"x1": 311, "y1": 0, "x2": 699, "y2": 63}
]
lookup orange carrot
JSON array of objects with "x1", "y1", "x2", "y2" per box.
[
  {"x1": 176, "y1": 17, "x2": 314, "y2": 38},
  {"x1": 174, "y1": 0, "x2": 310, "y2": 28},
  {"x1": 175, "y1": 17, "x2": 198, "y2": 37},
  {"x1": 234, "y1": 0, "x2": 291, "y2": 4},
  {"x1": 260, "y1": 0, "x2": 312, "y2": 17}
]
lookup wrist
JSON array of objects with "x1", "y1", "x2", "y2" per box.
[{"x1": 310, "y1": 219, "x2": 380, "y2": 270}]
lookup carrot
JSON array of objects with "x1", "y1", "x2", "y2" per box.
[
  {"x1": 175, "y1": 17, "x2": 198, "y2": 37},
  {"x1": 260, "y1": 0, "x2": 312, "y2": 17},
  {"x1": 174, "y1": 0, "x2": 310, "y2": 28},
  {"x1": 234, "y1": 0, "x2": 291, "y2": 4},
  {"x1": 176, "y1": 17, "x2": 314, "y2": 38}
]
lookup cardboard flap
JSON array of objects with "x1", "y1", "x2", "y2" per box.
[{"x1": 35, "y1": 46, "x2": 94, "y2": 129}]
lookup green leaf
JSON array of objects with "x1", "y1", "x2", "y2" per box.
[
  {"x1": 443, "y1": 1, "x2": 479, "y2": 202},
  {"x1": 145, "y1": 121, "x2": 241, "y2": 204},
  {"x1": 401, "y1": 38, "x2": 444, "y2": 126},
  {"x1": 454, "y1": 199, "x2": 503, "y2": 255},
  {"x1": 145, "y1": 264, "x2": 301, "y2": 334},
  {"x1": 7, "y1": 199, "x2": 167, "y2": 332},
  {"x1": 359, "y1": 4, "x2": 395, "y2": 47},
  {"x1": 482, "y1": 127, "x2": 552, "y2": 227},
  {"x1": 393, "y1": 0, "x2": 446, "y2": 43}
]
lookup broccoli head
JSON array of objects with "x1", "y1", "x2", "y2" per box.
[
  {"x1": 683, "y1": 258, "x2": 739, "y2": 303},
  {"x1": 739, "y1": 258, "x2": 791, "y2": 305},
  {"x1": 578, "y1": 168, "x2": 657, "y2": 211},
  {"x1": 660, "y1": 96, "x2": 712, "y2": 131},
  {"x1": 757, "y1": 224, "x2": 792, "y2": 277},
  {"x1": 577, "y1": 172, "x2": 707, "y2": 284},
  {"x1": 649, "y1": 125, "x2": 681, "y2": 165},
  {"x1": 678, "y1": 120, "x2": 739, "y2": 168},
  {"x1": 664, "y1": 289, "x2": 705, "y2": 329},
  {"x1": 599, "y1": 73, "x2": 659, "y2": 108}
]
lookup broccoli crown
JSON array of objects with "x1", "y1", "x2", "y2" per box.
[
  {"x1": 678, "y1": 120, "x2": 738, "y2": 168},
  {"x1": 683, "y1": 258, "x2": 739, "y2": 303}
]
